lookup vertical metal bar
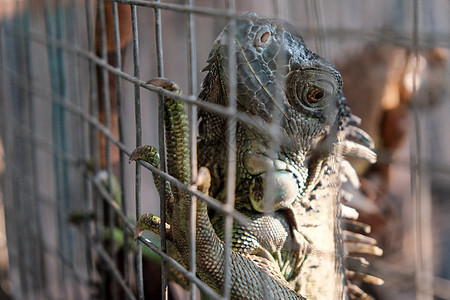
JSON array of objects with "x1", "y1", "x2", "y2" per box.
[
  {"x1": 154, "y1": 4, "x2": 165, "y2": 78},
  {"x1": 224, "y1": 1, "x2": 236, "y2": 298},
  {"x1": 21, "y1": 6, "x2": 38, "y2": 296},
  {"x1": 86, "y1": 0, "x2": 100, "y2": 171},
  {"x1": 59, "y1": 4, "x2": 77, "y2": 292},
  {"x1": 68, "y1": 0, "x2": 92, "y2": 294},
  {"x1": 314, "y1": 0, "x2": 326, "y2": 56},
  {"x1": 264, "y1": 4, "x2": 285, "y2": 216},
  {"x1": 0, "y1": 23, "x2": 23, "y2": 298},
  {"x1": 24, "y1": 1, "x2": 47, "y2": 296},
  {"x1": 111, "y1": 2, "x2": 130, "y2": 292},
  {"x1": 84, "y1": 0, "x2": 97, "y2": 295},
  {"x1": 42, "y1": 0, "x2": 72, "y2": 296},
  {"x1": 65, "y1": 1, "x2": 85, "y2": 297},
  {"x1": 97, "y1": 0, "x2": 113, "y2": 234},
  {"x1": 8, "y1": 10, "x2": 32, "y2": 297},
  {"x1": 260, "y1": 11, "x2": 286, "y2": 295},
  {"x1": 130, "y1": 4, "x2": 145, "y2": 300},
  {"x1": 272, "y1": 0, "x2": 285, "y2": 18},
  {"x1": 0, "y1": 4, "x2": 3, "y2": 121},
  {"x1": 0, "y1": 4, "x2": 3, "y2": 140},
  {"x1": 90, "y1": 3, "x2": 105, "y2": 272},
  {"x1": 97, "y1": 1, "x2": 115, "y2": 299},
  {"x1": 153, "y1": 2, "x2": 168, "y2": 299},
  {"x1": 0, "y1": 20, "x2": 14, "y2": 299},
  {"x1": 411, "y1": 1, "x2": 434, "y2": 299},
  {"x1": 57, "y1": 0, "x2": 74, "y2": 269},
  {"x1": 305, "y1": 0, "x2": 328, "y2": 56},
  {"x1": 186, "y1": 0, "x2": 198, "y2": 298},
  {"x1": 97, "y1": 0, "x2": 112, "y2": 184}
]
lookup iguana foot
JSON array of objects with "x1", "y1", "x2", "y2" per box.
[
  {"x1": 146, "y1": 77, "x2": 182, "y2": 94},
  {"x1": 134, "y1": 213, "x2": 172, "y2": 240},
  {"x1": 129, "y1": 145, "x2": 160, "y2": 165}
]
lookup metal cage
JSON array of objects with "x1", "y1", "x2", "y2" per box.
[{"x1": 1, "y1": 1, "x2": 450, "y2": 299}]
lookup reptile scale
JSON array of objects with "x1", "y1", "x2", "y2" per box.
[{"x1": 131, "y1": 13, "x2": 382, "y2": 299}]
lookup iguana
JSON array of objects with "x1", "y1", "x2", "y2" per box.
[{"x1": 132, "y1": 13, "x2": 382, "y2": 299}]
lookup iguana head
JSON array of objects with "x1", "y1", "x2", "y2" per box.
[
  {"x1": 200, "y1": 13, "x2": 351, "y2": 211},
  {"x1": 205, "y1": 12, "x2": 346, "y2": 155}
]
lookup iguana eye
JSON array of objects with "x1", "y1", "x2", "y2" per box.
[
  {"x1": 286, "y1": 67, "x2": 339, "y2": 113},
  {"x1": 307, "y1": 87, "x2": 325, "y2": 103}
]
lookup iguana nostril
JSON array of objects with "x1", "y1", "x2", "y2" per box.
[
  {"x1": 260, "y1": 32, "x2": 270, "y2": 44},
  {"x1": 255, "y1": 29, "x2": 271, "y2": 47}
]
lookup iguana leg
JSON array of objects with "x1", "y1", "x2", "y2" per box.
[
  {"x1": 130, "y1": 144, "x2": 175, "y2": 240},
  {"x1": 130, "y1": 144, "x2": 192, "y2": 287}
]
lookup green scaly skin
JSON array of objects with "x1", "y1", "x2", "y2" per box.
[
  {"x1": 131, "y1": 78, "x2": 304, "y2": 299},
  {"x1": 132, "y1": 13, "x2": 382, "y2": 300},
  {"x1": 196, "y1": 13, "x2": 380, "y2": 299}
]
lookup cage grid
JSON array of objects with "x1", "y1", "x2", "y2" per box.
[{"x1": 1, "y1": 0, "x2": 450, "y2": 300}]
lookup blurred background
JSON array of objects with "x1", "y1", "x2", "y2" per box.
[{"x1": 0, "y1": 0, "x2": 449, "y2": 299}]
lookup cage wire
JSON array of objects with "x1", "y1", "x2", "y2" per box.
[{"x1": 0, "y1": 0, "x2": 450, "y2": 299}]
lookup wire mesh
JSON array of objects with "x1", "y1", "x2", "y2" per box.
[{"x1": 0, "y1": 1, "x2": 450, "y2": 300}]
